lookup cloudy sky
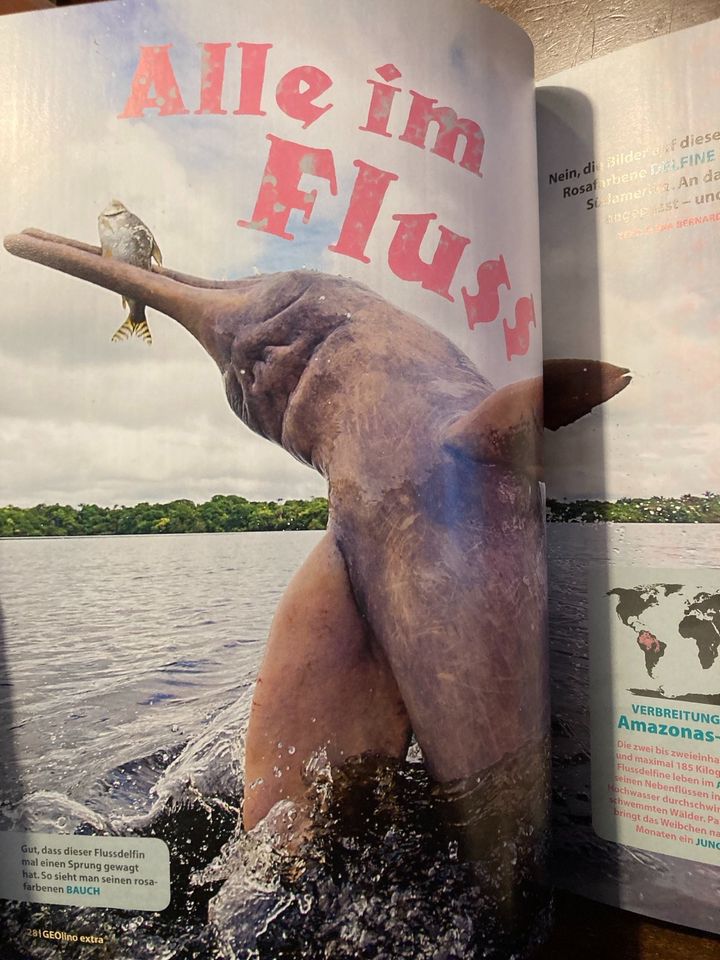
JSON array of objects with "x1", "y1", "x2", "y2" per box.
[
  {"x1": 538, "y1": 20, "x2": 720, "y2": 500},
  {"x1": 0, "y1": 0, "x2": 540, "y2": 508}
]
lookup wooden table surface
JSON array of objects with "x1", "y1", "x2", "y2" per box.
[
  {"x1": 1, "y1": 0, "x2": 719, "y2": 957},
  {"x1": 540, "y1": 890, "x2": 720, "y2": 960}
]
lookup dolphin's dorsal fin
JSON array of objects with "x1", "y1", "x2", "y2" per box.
[{"x1": 443, "y1": 359, "x2": 631, "y2": 472}]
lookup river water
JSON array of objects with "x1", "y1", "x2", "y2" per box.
[
  {"x1": 0, "y1": 530, "x2": 548, "y2": 960},
  {"x1": 0, "y1": 531, "x2": 312, "y2": 807},
  {"x1": 4, "y1": 523, "x2": 714, "y2": 955}
]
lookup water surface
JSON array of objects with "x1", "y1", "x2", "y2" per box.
[{"x1": 0, "y1": 530, "x2": 548, "y2": 959}]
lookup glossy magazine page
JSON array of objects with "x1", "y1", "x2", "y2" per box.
[
  {"x1": 538, "y1": 17, "x2": 720, "y2": 934},
  {"x1": 0, "y1": 1, "x2": 550, "y2": 956}
]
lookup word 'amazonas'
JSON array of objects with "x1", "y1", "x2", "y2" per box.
[{"x1": 119, "y1": 43, "x2": 536, "y2": 360}]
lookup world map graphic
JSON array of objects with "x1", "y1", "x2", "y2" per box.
[{"x1": 608, "y1": 583, "x2": 720, "y2": 682}]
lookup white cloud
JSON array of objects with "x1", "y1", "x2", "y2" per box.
[{"x1": 0, "y1": 0, "x2": 541, "y2": 507}]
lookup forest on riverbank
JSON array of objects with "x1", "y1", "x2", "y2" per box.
[
  {"x1": 0, "y1": 492, "x2": 717, "y2": 537},
  {"x1": 0, "y1": 495, "x2": 328, "y2": 537},
  {"x1": 545, "y1": 492, "x2": 719, "y2": 523}
]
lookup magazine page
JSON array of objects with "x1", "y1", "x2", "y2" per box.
[
  {"x1": 537, "y1": 18, "x2": 720, "y2": 933},
  {"x1": 0, "y1": 1, "x2": 551, "y2": 956}
]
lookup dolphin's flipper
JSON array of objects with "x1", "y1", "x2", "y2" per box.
[
  {"x1": 443, "y1": 358, "x2": 630, "y2": 472},
  {"x1": 243, "y1": 530, "x2": 411, "y2": 833},
  {"x1": 443, "y1": 375, "x2": 544, "y2": 473},
  {"x1": 543, "y1": 358, "x2": 631, "y2": 429}
]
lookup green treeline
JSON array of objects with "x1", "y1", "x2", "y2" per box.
[
  {"x1": 546, "y1": 492, "x2": 720, "y2": 523},
  {"x1": 2, "y1": 492, "x2": 718, "y2": 537},
  {"x1": 0, "y1": 495, "x2": 328, "y2": 538}
]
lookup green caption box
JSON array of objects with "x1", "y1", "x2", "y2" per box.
[{"x1": 0, "y1": 831, "x2": 171, "y2": 911}]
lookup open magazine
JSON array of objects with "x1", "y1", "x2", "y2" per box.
[
  {"x1": 0, "y1": 1, "x2": 716, "y2": 957},
  {"x1": 538, "y1": 21, "x2": 720, "y2": 935}
]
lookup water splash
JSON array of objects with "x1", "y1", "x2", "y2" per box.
[{"x1": 1, "y1": 731, "x2": 550, "y2": 959}]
